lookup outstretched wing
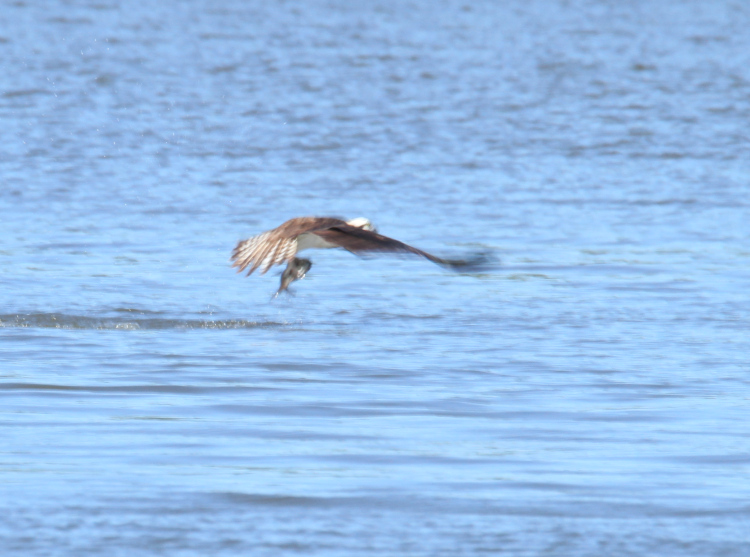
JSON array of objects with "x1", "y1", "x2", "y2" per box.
[
  {"x1": 313, "y1": 224, "x2": 484, "y2": 269},
  {"x1": 231, "y1": 232, "x2": 297, "y2": 276},
  {"x1": 231, "y1": 217, "x2": 348, "y2": 276}
]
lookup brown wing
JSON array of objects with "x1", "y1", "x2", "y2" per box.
[
  {"x1": 313, "y1": 224, "x2": 458, "y2": 267},
  {"x1": 231, "y1": 217, "x2": 348, "y2": 276},
  {"x1": 231, "y1": 231, "x2": 296, "y2": 276}
]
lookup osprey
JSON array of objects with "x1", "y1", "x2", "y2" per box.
[{"x1": 231, "y1": 216, "x2": 483, "y2": 295}]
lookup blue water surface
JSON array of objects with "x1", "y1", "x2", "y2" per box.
[{"x1": 1, "y1": 1, "x2": 750, "y2": 555}]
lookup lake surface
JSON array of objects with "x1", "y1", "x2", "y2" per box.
[{"x1": 2, "y1": 0, "x2": 750, "y2": 555}]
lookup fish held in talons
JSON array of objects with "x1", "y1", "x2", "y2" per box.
[{"x1": 275, "y1": 258, "x2": 312, "y2": 297}]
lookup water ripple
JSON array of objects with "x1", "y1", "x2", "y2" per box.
[{"x1": 0, "y1": 313, "x2": 287, "y2": 330}]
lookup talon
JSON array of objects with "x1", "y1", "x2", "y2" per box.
[{"x1": 275, "y1": 258, "x2": 312, "y2": 296}]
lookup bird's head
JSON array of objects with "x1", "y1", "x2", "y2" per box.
[{"x1": 346, "y1": 217, "x2": 376, "y2": 232}]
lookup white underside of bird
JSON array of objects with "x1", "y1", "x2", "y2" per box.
[{"x1": 295, "y1": 232, "x2": 338, "y2": 252}]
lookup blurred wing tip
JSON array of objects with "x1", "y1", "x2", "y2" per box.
[{"x1": 440, "y1": 250, "x2": 499, "y2": 271}]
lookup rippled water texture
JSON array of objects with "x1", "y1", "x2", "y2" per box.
[{"x1": 2, "y1": 0, "x2": 750, "y2": 555}]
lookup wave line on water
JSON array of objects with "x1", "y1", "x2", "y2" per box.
[{"x1": 0, "y1": 313, "x2": 288, "y2": 331}]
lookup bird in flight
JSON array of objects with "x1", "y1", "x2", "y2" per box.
[{"x1": 231, "y1": 216, "x2": 487, "y2": 296}]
